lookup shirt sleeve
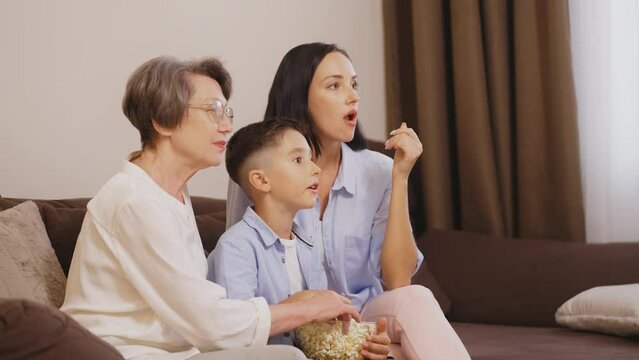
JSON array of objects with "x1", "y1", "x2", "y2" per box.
[
  {"x1": 209, "y1": 232, "x2": 260, "y2": 301},
  {"x1": 369, "y1": 173, "x2": 392, "y2": 280},
  {"x1": 226, "y1": 180, "x2": 252, "y2": 230},
  {"x1": 106, "y1": 199, "x2": 270, "y2": 351}
]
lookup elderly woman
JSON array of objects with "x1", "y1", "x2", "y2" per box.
[{"x1": 61, "y1": 56, "x2": 359, "y2": 360}]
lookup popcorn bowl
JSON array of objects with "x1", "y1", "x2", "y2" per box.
[{"x1": 295, "y1": 319, "x2": 377, "y2": 360}]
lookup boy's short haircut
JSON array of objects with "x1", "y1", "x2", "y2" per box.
[{"x1": 226, "y1": 117, "x2": 311, "y2": 189}]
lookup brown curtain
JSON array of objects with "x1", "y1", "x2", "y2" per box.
[{"x1": 384, "y1": 0, "x2": 585, "y2": 242}]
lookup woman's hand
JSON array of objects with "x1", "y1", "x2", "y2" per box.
[
  {"x1": 385, "y1": 122, "x2": 423, "y2": 180},
  {"x1": 361, "y1": 318, "x2": 391, "y2": 359}
]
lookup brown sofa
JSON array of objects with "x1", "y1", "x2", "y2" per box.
[
  {"x1": 421, "y1": 230, "x2": 639, "y2": 359},
  {"x1": 2, "y1": 195, "x2": 639, "y2": 359}
]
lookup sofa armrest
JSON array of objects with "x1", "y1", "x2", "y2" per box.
[
  {"x1": 0, "y1": 299, "x2": 123, "y2": 359},
  {"x1": 420, "y1": 230, "x2": 639, "y2": 326}
]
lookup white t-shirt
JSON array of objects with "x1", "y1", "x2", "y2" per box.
[
  {"x1": 61, "y1": 159, "x2": 270, "y2": 360},
  {"x1": 279, "y1": 234, "x2": 305, "y2": 295}
]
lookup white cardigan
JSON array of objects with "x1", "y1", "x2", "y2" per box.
[{"x1": 61, "y1": 160, "x2": 270, "y2": 360}]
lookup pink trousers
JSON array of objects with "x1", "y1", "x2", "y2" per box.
[{"x1": 361, "y1": 285, "x2": 470, "y2": 360}]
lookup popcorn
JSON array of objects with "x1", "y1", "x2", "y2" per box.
[{"x1": 296, "y1": 319, "x2": 376, "y2": 360}]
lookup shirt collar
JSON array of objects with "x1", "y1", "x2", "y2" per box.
[
  {"x1": 121, "y1": 152, "x2": 191, "y2": 208},
  {"x1": 123, "y1": 151, "x2": 145, "y2": 176},
  {"x1": 332, "y1": 142, "x2": 358, "y2": 195},
  {"x1": 241, "y1": 207, "x2": 312, "y2": 248}
]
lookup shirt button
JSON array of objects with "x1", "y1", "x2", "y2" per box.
[{"x1": 281, "y1": 257, "x2": 286, "y2": 263}]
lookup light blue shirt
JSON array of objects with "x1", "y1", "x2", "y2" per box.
[
  {"x1": 208, "y1": 206, "x2": 326, "y2": 345},
  {"x1": 226, "y1": 143, "x2": 425, "y2": 312}
]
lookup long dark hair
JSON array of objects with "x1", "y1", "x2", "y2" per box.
[{"x1": 264, "y1": 42, "x2": 367, "y2": 157}]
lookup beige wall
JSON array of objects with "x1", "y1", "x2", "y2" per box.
[{"x1": 0, "y1": 0, "x2": 386, "y2": 199}]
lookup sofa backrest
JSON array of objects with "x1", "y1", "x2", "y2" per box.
[
  {"x1": 0, "y1": 196, "x2": 226, "y2": 275},
  {"x1": 422, "y1": 229, "x2": 639, "y2": 326}
]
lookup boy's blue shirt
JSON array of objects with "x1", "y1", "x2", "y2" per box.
[{"x1": 208, "y1": 206, "x2": 327, "y2": 345}]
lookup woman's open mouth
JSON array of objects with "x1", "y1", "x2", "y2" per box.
[{"x1": 343, "y1": 110, "x2": 358, "y2": 126}]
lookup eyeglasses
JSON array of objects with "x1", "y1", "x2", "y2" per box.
[{"x1": 188, "y1": 99, "x2": 234, "y2": 125}]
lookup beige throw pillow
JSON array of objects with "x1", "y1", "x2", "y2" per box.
[
  {"x1": 555, "y1": 284, "x2": 639, "y2": 336},
  {"x1": 0, "y1": 246, "x2": 33, "y2": 299},
  {"x1": 0, "y1": 201, "x2": 67, "y2": 307}
]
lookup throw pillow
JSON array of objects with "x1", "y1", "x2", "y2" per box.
[
  {"x1": 555, "y1": 283, "x2": 639, "y2": 336},
  {"x1": 0, "y1": 201, "x2": 67, "y2": 308},
  {"x1": 0, "y1": 246, "x2": 33, "y2": 299},
  {"x1": 0, "y1": 298, "x2": 124, "y2": 360}
]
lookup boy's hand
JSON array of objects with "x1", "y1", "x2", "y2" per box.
[{"x1": 361, "y1": 318, "x2": 391, "y2": 359}]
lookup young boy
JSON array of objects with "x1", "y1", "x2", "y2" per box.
[
  {"x1": 209, "y1": 118, "x2": 391, "y2": 358},
  {"x1": 207, "y1": 118, "x2": 327, "y2": 346}
]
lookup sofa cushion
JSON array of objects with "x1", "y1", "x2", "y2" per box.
[
  {"x1": 191, "y1": 196, "x2": 227, "y2": 215},
  {"x1": 0, "y1": 198, "x2": 90, "y2": 212},
  {"x1": 452, "y1": 322, "x2": 639, "y2": 360},
  {"x1": 195, "y1": 211, "x2": 227, "y2": 254},
  {"x1": 0, "y1": 201, "x2": 66, "y2": 308},
  {"x1": 421, "y1": 230, "x2": 639, "y2": 326},
  {"x1": 555, "y1": 284, "x2": 639, "y2": 336},
  {"x1": 41, "y1": 205, "x2": 86, "y2": 276},
  {"x1": 0, "y1": 298, "x2": 123, "y2": 360},
  {"x1": 0, "y1": 198, "x2": 24, "y2": 212}
]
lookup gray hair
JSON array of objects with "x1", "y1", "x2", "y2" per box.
[{"x1": 122, "y1": 56, "x2": 232, "y2": 149}]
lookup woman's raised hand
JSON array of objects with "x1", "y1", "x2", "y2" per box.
[{"x1": 385, "y1": 122, "x2": 423, "y2": 180}]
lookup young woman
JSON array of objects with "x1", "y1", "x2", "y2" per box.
[
  {"x1": 61, "y1": 55, "x2": 359, "y2": 360},
  {"x1": 226, "y1": 43, "x2": 470, "y2": 360}
]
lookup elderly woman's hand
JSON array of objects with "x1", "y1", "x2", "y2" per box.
[
  {"x1": 282, "y1": 290, "x2": 322, "y2": 303},
  {"x1": 283, "y1": 290, "x2": 362, "y2": 326},
  {"x1": 385, "y1": 122, "x2": 423, "y2": 180}
]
